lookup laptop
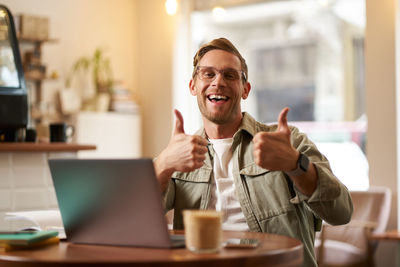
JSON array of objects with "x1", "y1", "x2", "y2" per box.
[{"x1": 48, "y1": 158, "x2": 184, "y2": 248}]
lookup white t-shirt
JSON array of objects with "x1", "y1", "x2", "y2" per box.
[{"x1": 208, "y1": 138, "x2": 249, "y2": 231}]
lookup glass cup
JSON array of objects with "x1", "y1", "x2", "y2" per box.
[{"x1": 183, "y1": 210, "x2": 223, "y2": 253}]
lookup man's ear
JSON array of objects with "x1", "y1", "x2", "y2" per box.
[
  {"x1": 189, "y1": 79, "x2": 197, "y2": 96},
  {"x1": 242, "y1": 82, "x2": 251, "y2": 100}
]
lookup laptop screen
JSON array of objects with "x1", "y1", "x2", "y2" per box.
[{"x1": 48, "y1": 158, "x2": 175, "y2": 248}]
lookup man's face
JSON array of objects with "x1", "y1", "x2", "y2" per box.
[{"x1": 189, "y1": 49, "x2": 251, "y2": 125}]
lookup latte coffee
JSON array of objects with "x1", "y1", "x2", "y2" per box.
[{"x1": 183, "y1": 210, "x2": 223, "y2": 253}]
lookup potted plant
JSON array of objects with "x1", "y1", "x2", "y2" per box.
[{"x1": 66, "y1": 48, "x2": 114, "y2": 111}]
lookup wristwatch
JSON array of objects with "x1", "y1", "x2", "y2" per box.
[{"x1": 285, "y1": 153, "x2": 309, "y2": 176}]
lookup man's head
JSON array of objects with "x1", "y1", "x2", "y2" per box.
[
  {"x1": 192, "y1": 38, "x2": 248, "y2": 84},
  {"x1": 189, "y1": 38, "x2": 251, "y2": 127}
]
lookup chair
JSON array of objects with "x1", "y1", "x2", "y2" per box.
[{"x1": 315, "y1": 186, "x2": 391, "y2": 267}]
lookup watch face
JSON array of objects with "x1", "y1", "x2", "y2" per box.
[{"x1": 299, "y1": 154, "x2": 310, "y2": 172}]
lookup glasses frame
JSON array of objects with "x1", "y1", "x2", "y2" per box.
[{"x1": 195, "y1": 66, "x2": 247, "y2": 83}]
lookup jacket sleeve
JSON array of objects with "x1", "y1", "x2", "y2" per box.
[
  {"x1": 162, "y1": 179, "x2": 176, "y2": 213},
  {"x1": 289, "y1": 127, "x2": 353, "y2": 225}
]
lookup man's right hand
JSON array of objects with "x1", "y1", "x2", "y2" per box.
[{"x1": 154, "y1": 109, "x2": 208, "y2": 191}]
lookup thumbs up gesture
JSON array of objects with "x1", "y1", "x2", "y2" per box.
[
  {"x1": 155, "y1": 109, "x2": 208, "y2": 188},
  {"x1": 169, "y1": 109, "x2": 208, "y2": 171},
  {"x1": 253, "y1": 107, "x2": 299, "y2": 172}
]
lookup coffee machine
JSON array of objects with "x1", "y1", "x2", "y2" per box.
[{"x1": 0, "y1": 5, "x2": 28, "y2": 142}]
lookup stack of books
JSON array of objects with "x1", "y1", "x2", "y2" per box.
[
  {"x1": 0, "y1": 230, "x2": 59, "y2": 251},
  {"x1": 110, "y1": 82, "x2": 139, "y2": 114}
]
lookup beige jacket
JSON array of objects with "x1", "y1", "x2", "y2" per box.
[{"x1": 163, "y1": 112, "x2": 353, "y2": 267}]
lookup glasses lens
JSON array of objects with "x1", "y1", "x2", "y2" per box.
[
  {"x1": 197, "y1": 67, "x2": 242, "y2": 82},
  {"x1": 198, "y1": 67, "x2": 216, "y2": 80},
  {"x1": 223, "y1": 69, "x2": 240, "y2": 81}
]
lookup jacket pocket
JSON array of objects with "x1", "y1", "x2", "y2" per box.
[
  {"x1": 240, "y1": 165, "x2": 295, "y2": 222},
  {"x1": 171, "y1": 168, "x2": 213, "y2": 229},
  {"x1": 239, "y1": 163, "x2": 270, "y2": 176},
  {"x1": 172, "y1": 166, "x2": 212, "y2": 183},
  {"x1": 259, "y1": 209, "x2": 299, "y2": 237}
]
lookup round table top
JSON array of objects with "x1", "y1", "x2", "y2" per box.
[{"x1": 0, "y1": 230, "x2": 303, "y2": 267}]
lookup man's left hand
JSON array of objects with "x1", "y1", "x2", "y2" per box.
[{"x1": 253, "y1": 107, "x2": 299, "y2": 172}]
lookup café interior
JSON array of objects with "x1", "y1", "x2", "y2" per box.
[{"x1": 0, "y1": 0, "x2": 397, "y2": 266}]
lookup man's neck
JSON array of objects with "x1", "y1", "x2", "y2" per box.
[{"x1": 203, "y1": 115, "x2": 243, "y2": 139}]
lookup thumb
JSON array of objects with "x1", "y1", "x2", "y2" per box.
[
  {"x1": 173, "y1": 109, "x2": 185, "y2": 135},
  {"x1": 277, "y1": 107, "x2": 290, "y2": 133}
]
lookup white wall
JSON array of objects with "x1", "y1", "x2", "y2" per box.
[
  {"x1": 136, "y1": 0, "x2": 177, "y2": 157},
  {"x1": 366, "y1": 0, "x2": 397, "y2": 266}
]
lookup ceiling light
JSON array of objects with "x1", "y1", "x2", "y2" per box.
[
  {"x1": 212, "y1": 6, "x2": 226, "y2": 19},
  {"x1": 318, "y1": 0, "x2": 331, "y2": 7},
  {"x1": 165, "y1": 0, "x2": 178, "y2": 15}
]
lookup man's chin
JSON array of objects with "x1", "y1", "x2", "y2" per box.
[
  {"x1": 204, "y1": 112, "x2": 232, "y2": 125},
  {"x1": 198, "y1": 101, "x2": 238, "y2": 124}
]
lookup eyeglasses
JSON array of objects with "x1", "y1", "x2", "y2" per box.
[{"x1": 195, "y1": 66, "x2": 246, "y2": 82}]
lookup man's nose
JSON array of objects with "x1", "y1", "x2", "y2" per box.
[{"x1": 211, "y1": 72, "x2": 226, "y2": 86}]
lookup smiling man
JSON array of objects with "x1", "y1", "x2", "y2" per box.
[{"x1": 154, "y1": 38, "x2": 353, "y2": 267}]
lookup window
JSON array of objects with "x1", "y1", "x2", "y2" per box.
[{"x1": 175, "y1": 0, "x2": 367, "y2": 190}]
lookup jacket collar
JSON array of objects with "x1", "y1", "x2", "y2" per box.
[
  {"x1": 237, "y1": 112, "x2": 258, "y2": 137},
  {"x1": 195, "y1": 112, "x2": 258, "y2": 139}
]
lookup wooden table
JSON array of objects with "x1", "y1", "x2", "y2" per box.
[
  {"x1": 370, "y1": 230, "x2": 400, "y2": 267},
  {"x1": 370, "y1": 230, "x2": 400, "y2": 241},
  {"x1": 0, "y1": 231, "x2": 303, "y2": 267}
]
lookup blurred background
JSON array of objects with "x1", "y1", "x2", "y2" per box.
[{"x1": 0, "y1": 0, "x2": 398, "y2": 266}]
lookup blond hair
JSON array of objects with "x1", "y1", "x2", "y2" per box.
[{"x1": 192, "y1": 38, "x2": 248, "y2": 83}]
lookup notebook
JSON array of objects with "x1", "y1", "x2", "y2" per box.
[
  {"x1": 0, "y1": 230, "x2": 58, "y2": 245},
  {"x1": 48, "y1": 158, "x2": 184, "y2": 248}
]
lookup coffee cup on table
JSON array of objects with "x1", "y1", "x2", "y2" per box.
[
  {"x1": 49, "y1": 122, "x2": 74, "y2": 143},
  {"x1": 183, "y1": 210, "x2": 223, "y2": 253}
]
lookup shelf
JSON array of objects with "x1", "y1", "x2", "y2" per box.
[
  {"x1": 17, "y1": 37, "x2": 58, "y2": 44},
  {"x1": 0, "y1": 143, "x2": 96, "y2": 152},
  {"x1": 25, "y1": 76, "x2": 58, "y2": 82},
  {"x1": 17, "y1": 35, "x2": 59, "y2": 124}
]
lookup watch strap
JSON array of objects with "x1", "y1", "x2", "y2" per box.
[{"x1": 285, "y1": 153, "x2": 309, "y2": 176}]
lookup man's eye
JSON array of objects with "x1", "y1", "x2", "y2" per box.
[
  {"x1": 203, "y1": 72, "x2": 215, "y2": 78},
  {"x1": 224, "y1": 71, "x2": 238, "y2": 80}
]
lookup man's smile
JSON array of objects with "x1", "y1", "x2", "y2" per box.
[{"x1": 207, "y1": 94, "x2": 230, "y2": 103}]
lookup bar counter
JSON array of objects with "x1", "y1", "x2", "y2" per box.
[
  {"x1": 0, "y1": 142, "x2": 96, "y2": 230},
  {"x1": 0, "y1": 142, "x2": 96, "y2": 152}
]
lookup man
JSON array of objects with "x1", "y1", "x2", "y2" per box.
[{"x1": 154, "y1": 38, "x2": 353, "y2": 267}]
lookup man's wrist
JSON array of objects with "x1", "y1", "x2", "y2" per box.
[
  {"x1": 154, "y1": 155, "x2": 174, "y2": 179},
  {"x1": 154, "y1": 157, "x2": 175, "y2": 192},
  {"x1": 285, "y1": 152, "x2": 309, "y2": 177}
]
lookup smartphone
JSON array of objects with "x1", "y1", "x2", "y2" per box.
[{"x1": 223, "y1": 238, "x2": 259, "y2": 249}]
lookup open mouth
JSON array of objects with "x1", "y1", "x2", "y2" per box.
[{"x1": 207, "y1": 94, "x2": 229, "y2": 103}]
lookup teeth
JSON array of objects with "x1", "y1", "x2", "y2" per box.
[{"x1": 208, "y1": 94, "x2": 228, "y2": 100}]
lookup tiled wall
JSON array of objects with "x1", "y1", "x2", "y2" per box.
[{"x1": 0, "y1": 151, "x2": 77, "y2": 229}]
